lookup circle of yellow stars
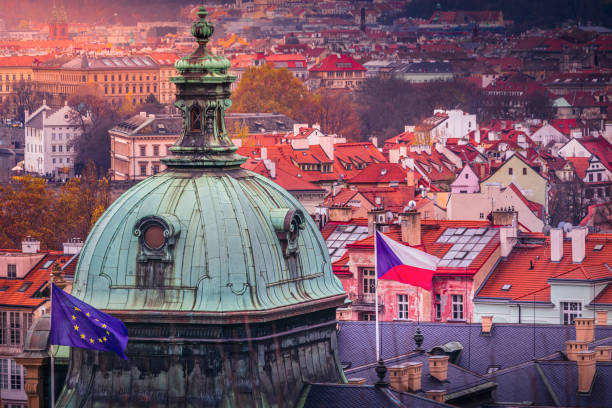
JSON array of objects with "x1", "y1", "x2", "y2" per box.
[{"x1": 71, "y1": 306, "x2": 110, "y2": 345}]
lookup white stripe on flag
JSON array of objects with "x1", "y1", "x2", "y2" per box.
[{"x1": 378, "y1": 231, "x2": 440, "y2": 270}]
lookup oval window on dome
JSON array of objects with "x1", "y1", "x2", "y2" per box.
[{"x1": 144, "y1": 225, "x2": 165, "y2": 249}]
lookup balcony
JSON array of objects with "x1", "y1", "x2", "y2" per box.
[{"x1": 348, "y1": 293, "x2": 384, "y2": 312}]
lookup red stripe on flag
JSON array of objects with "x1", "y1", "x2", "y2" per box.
[{"x1": 378, "y1": 265, "x2": 433, "y2": 290}]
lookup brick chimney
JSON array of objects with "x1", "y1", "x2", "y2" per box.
[
  {"x1": 596, "y1": 310, "x2": 608, "y2": 326},
  {"x1": 550, "y1": 228, "x2": 563, "y2": 262},
  {"x1": 594, "y1": 346, "x2": 612, "y2": 362},
  {"x1": 481, "y1": 316, "x2": 493, "y2": 334},
  {"x1": 400, "y1": 211, "x2": 421, "y2": 246},
  {"x1": 575, "y1": 318, "x2": 595, "y2": 343},
  {"x1": 329, "y1": 206, "x2": 352, "y2": 222},
  {"x1": 576, "y1": 350, "x2": 596, "y2": 393},
  {"x1": 388, "y1": 364, "x2": 409, "y2": 392},
  {"x1": 428, "y1": 355, "x2": 449, "y2": 382},
  {"x1": 367, "y1": 209, "x2": 385, "y2": 235},
  {"x1": 571, "y1": 227, "x2": 587, "y2": 263},
  {"x1": 406, "y1": 362, "x2": 423, "y2": 391},
  {"x1": 566, "y1": 340, "x2": 590, "y2": 361},
  {"x1": 491, "y1": 210, "x2": 516, "y2": 226},
  {"x1": 425, "y1": 390, "x2": 446, "y2": 403}
]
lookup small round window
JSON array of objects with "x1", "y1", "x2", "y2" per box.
[{"x1": 144, "y1": 225, "x2": 165, "y2": 249}]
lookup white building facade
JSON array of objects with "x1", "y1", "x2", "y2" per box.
[{"x1": 24, "y1": 102, "x2": 83, "y2": 180}]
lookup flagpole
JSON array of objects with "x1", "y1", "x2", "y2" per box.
[
  {"x1": 374, "y1": 230, "x2": 380, "y2": 361},
  {"x1": 50, "y1": 281, "x2": 55, "y2": 408}
]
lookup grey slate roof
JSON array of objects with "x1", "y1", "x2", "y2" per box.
[
  {"x1": 345, "y1": 352, "x2": 495, "y2": 399},
  {"x1": 303, "y1": 384, "x2": 452, "y2": 408},
  {"x1": 337, "y1": 322, "x2": 612, "y2": 375}
]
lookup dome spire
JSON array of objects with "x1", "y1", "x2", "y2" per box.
[{"x1": 163, "y1": 6, "x2": 245, "y2": 168}]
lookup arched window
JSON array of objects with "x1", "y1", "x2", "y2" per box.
[{"x1": 191, "y1": 105, "x2": 202, "y2": 131}]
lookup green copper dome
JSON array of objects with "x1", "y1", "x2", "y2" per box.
[
  {"x1": 71, "y1": 6, "x2": 345, "y2": 320},
  {"x1": 71, "y1": 169, "x2": 345, "y2": 317}
]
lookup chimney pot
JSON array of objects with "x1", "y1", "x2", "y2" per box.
[
  {"x1": 400, "y1": 211, "x2": 421, "y2": 246},
  {"x1": 574, "y1": 317, "x2": 595, "y2": 343},
  {"x1": 550, "y1": 228, "x2": 563, "y2": 262},
  {"x1": 594, "y1": 346, "x2": 612, "y2": 362},
  {"x1": 491, "y1": 210, "x2": 516, "y2": 226},
  {"x1": 367, "y1": 209, "x2": 385, "y2": 235},
  {"x1": 481, "y1": 316, "x2": 493, "y2": 333},
  {"x1": 428, "y1": 355, "x2": 449, "y2": 382},
  {"x1": 566, "y1": 340, "x2": 590, "y2": 361},
  {"x1": 596, "y1": 310, "x2": 608, "y2": 326},
  {"x1": 571, "y1": 227, "x2": 587, "y2": 263},
  {"x1": 388, "y1": 364, "x2": 409, "y2": 392},
  {"x1": 406, "y1": 362, "x2": 423, "y2": 391},
  {"x1": 21, "y1": 237, "x2": 41, "y2": 254},
  {"x1": 425, "y1": 390, "x2": 446, "y2": 403},
  {"x1": 576, "y1": 350, "x2": 596, "y2": 393}
]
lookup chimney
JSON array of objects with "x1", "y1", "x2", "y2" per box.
[
  {"x1": 22, "y1": 237, "x2": 41, "y2": 254},
  {"x1": 481, "y1": 316, "x2": 493, "y2": 334},
  {"x1": 576, "y1": 350, "x2": 596, "y2": 393},
  {"x1": 367, "y1": 209, "x2": 385, "y2": 235},
  {"x1": 499, "y1": 226, "x2": 517, "y2": 258},
  {"x1": 595, "y1": 346, "x2": 612, "y2": 362},
  {"x1": 263, "y1": 159, "x2": 276, "y2": 179},
  {"x1": 347, "y1": 377, "x2": 366, "y2": 384},
  {"x1": 261, "y1": 147, "x2": 267, "y2": 160},
  {"x1": 596, "y1": 310, "x2": 608, "y2": 326},
  {"x1": 575, "y1": 318, "x2": 595, "y2": 343},
  {"x1": 566, "y1": 340, "x2": 590, "y2": 361},
  {"x1": 62, "y1": 238, "x2": 83, "y2": 255},
  {"x1": 388, "y1": 364, "x2": 409, "y2": 392},
  {"x1": 425, "y1": 390, "x2": 446, "y2": 403},
  {"x1": 329, "y1": 206, "x2": 352, "y2": 222},
  {"x1": 406, "y1": 362, "x2": 422, "y2": 391},
  {"x1": 491, "y1": 210, "x2": 516, "y2": 226},
  {"x1": 571, "y1": 227, "x2": 587, "y2": 263},
  {"x1": 400, "y1": 211, "x2": 421, "y2": 246},
  {"x1": 336, "y1": 308, "x2": 352, "y2": 321},
  {"x1": 550, "y1": 228, "x2": 563, "y2": 262},
  {"x1": 428, "y1": 355, "x2": 449, "y2": 382}
]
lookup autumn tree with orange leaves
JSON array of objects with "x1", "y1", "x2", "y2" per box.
[{"x1": 0, "y1": 162, "x2": 110, "y2": 250}]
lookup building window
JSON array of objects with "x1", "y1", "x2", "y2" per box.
[
  {"x1": 153, "y1": 145, "x2": 159, "y2": 156},
  {"x1": 589, "y1": 173, "x2": 593, "y2": 182},
  {"x1": 8, "y1": 312, "x2": 21, "y2": 346},
  {"x1": 59, "y1": 145, "x2": 63, "y2": 152},
  {"x1": 152, "y1": 165, "x2": 159, "y2": 174},
  {"x1": 562, "y1": 302, "x2": 582, "y2": 325},
  {"x1": 52, "y1": 145, "x2": 56, "y2": 153},
  {"x1": 434, "y1": 294, "x2": 441, "y2": 320},
  {"x1": 452, "y1": 294, "x2": 464, "y2": 320},
  {"x1": 398, "y1": 294, "x2": 409, "y2": 319},
  {"x1": 140, "y1": 164, "x2": 147, "y2": 176},
  {"x1": 104, "y1": 74, "x2": 108, "y2": 81},
  {"x1": 597, "y1": 173, "x2": 602, "y2": 181},
  {"x1": 522, "y1": 167, "x2": 527, "y2": 175},
  {"x1": 140, "y1": 145, "x2": 146, "y2": 156},
  {"x1": 508, "y1": 168, "x2": 513, "y2": 175},
  {"x1": 7, "y1": 264, "x2": 16, "y2": 279},
  {"x1": 362, "y1": 268, "x2": 376, "y2": 300},
  {"x1": 361, "y1": 312, "x2": 376, "y2": 321}
]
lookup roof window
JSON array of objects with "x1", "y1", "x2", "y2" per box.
[
  {"x1": 18, "y1": 282, "x2": 32, "y2": 292},
  {"x1": 501, "y1": 284, "x2": 512, "y2": 291},
  {"x1": 594, "y1": 244, "x2": 604, "y2": 251},
  {"x1": 0, "y1": 285, "x2": 8, "y2": 292},
  {"x1": 41, "y1": 260, "x2": 54, "y2": 269}
]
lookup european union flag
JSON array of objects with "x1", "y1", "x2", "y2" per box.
[{"x1": 49, "y1": 283, "x2": 128, "y2": 360}]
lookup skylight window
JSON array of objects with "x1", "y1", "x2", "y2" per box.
[
  {"x1": 18, "y1": 282, "x2": 32, "y2": 292},
  {"x1": 41, "y1": 260, "x2": 54, "y2": 269},
  {"x1": 501, "y1": 284, "x2": 512, "y2": 291},
  {"x1": 0, "y1": 285, "x2": 8, "y2": 292},
  {"x1": 594, "y1": 244, "x2": 604, "y2": 251},
  {"x1": 325, "y1": 224, "x2": 369, "y2": 262}
]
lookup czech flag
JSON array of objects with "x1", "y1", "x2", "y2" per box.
[{"x1": 375, "y1": 230, "x2": 440, "y2": 290}]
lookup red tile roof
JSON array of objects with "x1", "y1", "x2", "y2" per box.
[
  {"x1": 347, "y1": 163, "x2": 410, "y2": 184},
  {"x1": 0, "y1": 252, "x2": 67, "y2": 308},
  {"x1": 309, "y1": 53, "x2": 366, "y2": 72},
  {"x1": 477, "y1": 234, "x2": 612, "y2": 302},
  {"x1": 345, "y1": 220, "x2": 498, "y2": 274}
]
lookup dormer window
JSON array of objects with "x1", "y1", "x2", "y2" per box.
[{"x1": 191, "y1": 105, "x2": 202, "y2": 131}]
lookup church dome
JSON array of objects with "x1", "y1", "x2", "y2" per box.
[{"x1": 71, "y1": 6, "x2": 345, "y2": 321}]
